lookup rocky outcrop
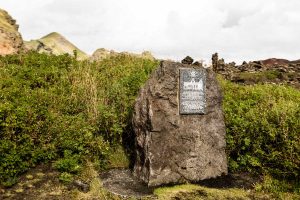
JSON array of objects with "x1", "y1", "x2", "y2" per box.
[
  {"x1": 212, "y1": 53, "x2": 239, "y2": 80},
  {"x1": 182, "y1": 56, "x2": 203, "y2": 67},
  {"x1": 0, "y1": 8, "x2": 24, "y2": 55},
  {"x1": 24, "y1": 32, "x2": 88, "y2": 60},
  {"x1": 261, "y1": 58, "x2": 290, "y2": 66},
  {"x1": 212, "y1": 53, "x2": 300, "y2": 88},
  {"x1": 90, "y1": 49, "x2": 155, "y2": 62},
  {"x1": 0, "y1": 9, "x2": 87, "y2": 59},
  {"x1": 133, "y1": 61, "x2": 228, "y2": 187},
  {"x1": 90, "y1": 48, "x2": 118, "y2": 61}
]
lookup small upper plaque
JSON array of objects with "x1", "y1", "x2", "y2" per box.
[{"x1": 179, "y1": 68, "x2": 206, "y2": 114}]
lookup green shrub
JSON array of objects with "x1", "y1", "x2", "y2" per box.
[
  {"x1": 235, "y1": 70, "x2": 281, "y2": 83},
  {"x1": 95, "y1": 54, "x2": 159, "y2": 142},
  {"x1": 53, "y1": 150, "x2": 81, "y2": 173},
  {"x1": 0, "y1": 51, "x2": 158, "y2": 186},
  {"x1": 255, "y1": 175, "x2": 300, "y2": 195},
  {"x1": 220, "y1": 77, "x2": 300, "y2": 180},
  {"x1": 58, "y1": 172, "x2": 74, "y2": 184},
  {"x1": 3, "y1": 51, "x2": 298, "y2": 191}
]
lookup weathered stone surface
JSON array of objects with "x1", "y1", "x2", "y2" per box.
[
  {"x1": 0, "y1": 9, "x2": 24, "y2": 55},
  {"x1": 133, "y1": 61, "x2": 228, "y2": 187}
]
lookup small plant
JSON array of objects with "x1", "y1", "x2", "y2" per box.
[
  {"x1": 107, "y1": 146, "x2": 130, "y2": 168},
  {"x1": 73, "y1": 49, "x2": 78, "y2": 60},
  {"x1": 255, "y1": 175, "x2": 300, "y2": 198},
  {"x1": 1, "y1": 177, "x2": 17, "y2": 188},
  {"x1": 59, "y1": 172, "x2": 74, "y2": 184},
  {"x1": 53, "y1": 150, "x2": 81, "y2": 173}
]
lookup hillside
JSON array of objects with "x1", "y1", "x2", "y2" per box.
[
  {"x1": 91, "y1": 48, "x2": 155, "y2": 61},
  {"x1": 0, "y1": 8, "x2": 23, "y2": 55},
  {"x1": 24, "y1": 32, "x2": 88, "y2": 60},
  {"x1": 0, "y1": 8, "x2": 87, "y2": 59},
  {"x1": 260, "y1": 58, "x2": 300, "y2": 66},
  {"x1": 212, "y1": 53, "x2": 300, "y2": 89}
]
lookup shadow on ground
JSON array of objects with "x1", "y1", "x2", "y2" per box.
[
  {"x1": 198, "y1": 172, "x2": 261, "y2": 189},
  {"x1": 100, "y1": 168, "x2": 261, "y2": 198}
]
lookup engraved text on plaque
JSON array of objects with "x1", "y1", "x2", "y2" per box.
[{"x1": 179, "y1": 68, "x2": 206, "y2": 114}]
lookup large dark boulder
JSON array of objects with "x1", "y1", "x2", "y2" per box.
[{"x1": 132, "y1": 61, "x2": 227, "y2": 187}]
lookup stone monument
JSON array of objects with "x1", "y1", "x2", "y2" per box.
[{"x1": 132, "y1": 60, "x2": 227, "y2": 187}]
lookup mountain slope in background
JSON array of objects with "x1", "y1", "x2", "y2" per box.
[
  {"x1": 0, "y1": 8, "x2": 23, "y2": 55},
  {"x1": 91, "y1": 48, "x2": 155, "y2": 61},
  {"x1": 260, "y1": 58, "x2": 300, "y2": 66},
  {"x1": 24, "y1": 32, "x2": 88, "y2": 60}
]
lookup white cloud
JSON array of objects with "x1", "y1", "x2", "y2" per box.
[{"x1": 1, "y1": 0, "x2": 300, "y2": 63}]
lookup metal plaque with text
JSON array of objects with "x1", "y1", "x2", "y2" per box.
[{"x1": 179, "y1": 68, "x2": 206, "y2": 114}]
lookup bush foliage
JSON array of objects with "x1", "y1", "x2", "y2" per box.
[
  {"x1": 0, "y1": 51, "x2": 299, "y2": 188},
  {"x1": 220, "y1": 77, "x2": 300, "y2": 180},
  {"x1": 0, "y1": 52, "x2": 158, "y2": 185}
]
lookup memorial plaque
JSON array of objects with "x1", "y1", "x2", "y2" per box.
[{"x1": 179, "y1": 68, "x2": 206, "y2": 114}]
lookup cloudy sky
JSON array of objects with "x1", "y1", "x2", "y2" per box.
[{"x1": 1, "y1": 0, "x2": 300, "y2": 63}]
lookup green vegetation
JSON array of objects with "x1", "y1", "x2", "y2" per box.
[
  {"x1": 154, "y1": 184, "x2": 270, "y2": 200},
  {"x1": 255, "y1": 175, "x2": 300, "y2": 199},
  {"x1": 233, "y1": 70, "x2": 299, "y2": 84},
  {"x1": 54, "y1": 150, "x2": 81, "y2": 174},
  {"x1": 220, "y1": 77, "x2": 300, "y2": 193},
  {"x1": 235, "y1": 70, "x2": 281, "y2": 83},
  {"x1": 107, "y1": 145, "x2": 130, "y2": 168},
  {"x1": 0, "y1": 51, "x2": 158, "y2": 186},
  {"x1": 0, "y1": 51, "x2": 299, "y2": 198},
  {"x1": 153, "y1": 183, "x2": 300, "y2": 200},
  {"x1": 58, "y1": 172, "x2": 74, "y2": 184}
]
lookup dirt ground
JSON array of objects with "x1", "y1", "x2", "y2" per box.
[
  {"x1": 0, "y1": 163, "x2": 260, "y2": 200},
  {"x1": 1, "y1": 164, "x2": 297, "y2": 200},
  {"x1": 0, "y1": 163, "x2": 74, "y2": 200}
]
